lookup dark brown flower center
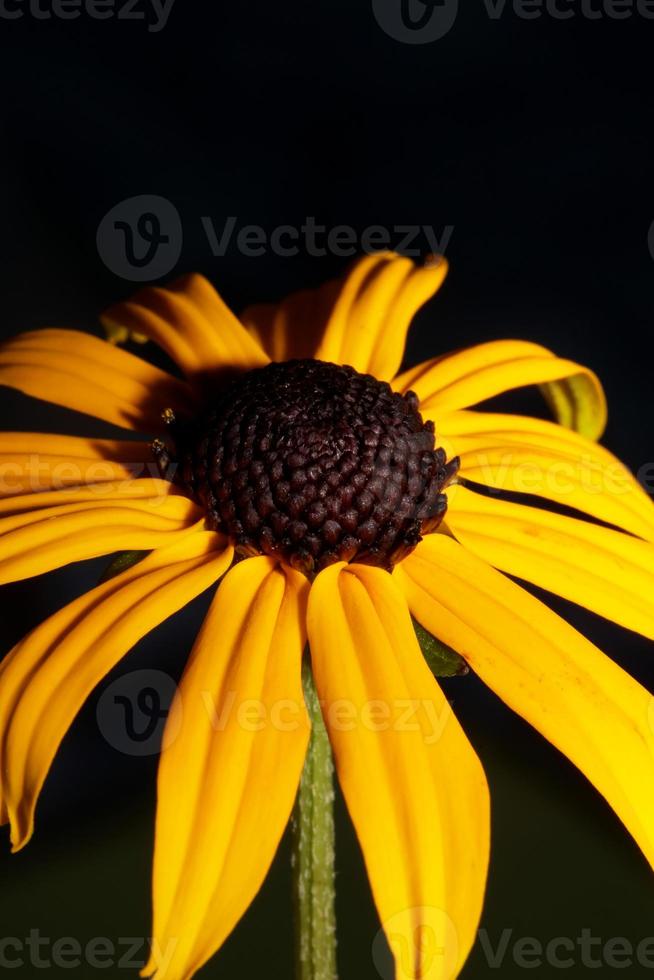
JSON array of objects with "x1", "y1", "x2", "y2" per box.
[{"x1": 168, "y1": 360, "x2": 458, "y2": 574}]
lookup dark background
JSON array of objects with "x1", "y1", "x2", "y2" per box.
[{"x1": 1, "y1": 0, "x2": 654, "y2": 976}]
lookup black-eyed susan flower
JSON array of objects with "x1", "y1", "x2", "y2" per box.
[{"x1": 1, "y1": 251, "x2": 654, "y2": 980}]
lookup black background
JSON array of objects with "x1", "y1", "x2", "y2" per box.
[{"x1": 1, "y1": 0, "x2": 654, "y2": 976}]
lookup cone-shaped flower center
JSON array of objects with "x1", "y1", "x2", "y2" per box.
[{"x1": 176, "y1": 360, "x2": 457, "y2": 573}]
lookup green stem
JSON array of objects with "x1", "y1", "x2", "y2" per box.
[{"x1": 292, "y1": 659, "x2": 338, "y2": 980}]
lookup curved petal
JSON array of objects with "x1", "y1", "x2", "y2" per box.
[
  {"x1": 241, "y1": 279, "x2": 342, "y2": 363},
  {"x1": 0, "y1": 532, "x2": 232, "y2": 848},
  {"x1": 0, "y1": 434, "x2": 153, "y2": 498},
  {"x1": 309, "y1": 252, "x2": 448, "y2": 381},
  {"x1": 435, "y1": 410, "x2": 654, "y2": 541},
  {"x1": 394, "y1": 341, "x2": 607, "y2": 439},
  {"x1": 0, "y1": 477, "x2": 181, "y2": 514},
  {"x1": 307, "y1": 562, "x2": 489, "y2": 980},
  {"x1": 143, "y1": 557, "x2": 310, "y2": 980},
  {"x1": 453, "y1": 446, "x2": 653, "y2": 542},
  {"x1": 397, "y1": 535, "x2": 654, "y2": 871},
  {"x1": 435, "y1": 408, "x2": 640, "y2": 466},
  {"x1": 0, "y1": 483, "x2": 204, "y2": 584},
  {"x1": 0, "y1": 329, "x2": 193, "y2": 432},
  {"x1": 446, "y1": 483, "x2": 654, "y2": 640},
  {"x1": 101, "y1": 274, "x2": 270, "y2": 385},
  {"x1": 0, "y1": 477, "x2": 182, "y2": 516}
]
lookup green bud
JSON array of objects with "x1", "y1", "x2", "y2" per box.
[
  {"x1": 99, "y1": 550, "x2": 148, "y2": 583},
  {"x1": 413, "y1": 618, "x2": 469, "y2": 677}
]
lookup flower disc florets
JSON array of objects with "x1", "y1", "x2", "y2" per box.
[{"x1": 174, "y1": 360, "x2": 458, "y2": 574}]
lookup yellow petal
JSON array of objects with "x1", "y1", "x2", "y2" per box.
[
  {"x1": 312, "y1": 253, "x2": 448, "y2": 381},
  {"x1": 143, "y1": 557, "x2": 310, "y2": 980},
  {"x1": 435, "y1": 410, "x2": 654, "y2": 541},
  {"x1": 397, "y1": 534, "x2": 654, "y2": 871},
  {"x1": 307, "y1": 562, "x2": 489, "y2": 980},
  {"x1": 0, "y1": 434, "x2": 152, "y2": 498},
  {"x1": 101, "y1": 274, "x2": 269, "y2": 384},
  {"x1": 436, "y1": 408, "x2": 636, "y2": 466},
  {"x1": 0, "y1": 477, "x2": 182, "y2": 516},
  {"x1": 0, "y1": 477, "x2": 181, "y2": 515},
  {"x1": 0, "y1": 486, "x2": 203, "y2": 584},
  {"x1": 394, "y1": 341, "x2": 607, "y2": 439},
  {"x1": 455, "y1": 447, "x2": 652, "y2": 542},
  {"x1": 0, "y1": 532, "x2": 232, "y2": 848},
  {"x1": 241, "y1": 279, "x2": 342, "y2": 362},
  {"x1": 0, "y1": 329, "x2": 193, "y2": 431},
  {"x1": 447, "y1": 483, "x2": 654, "y2": 639}
]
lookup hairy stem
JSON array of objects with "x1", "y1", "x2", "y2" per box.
[{"x1": 292, "y1": 659, "x2": 338, "y2": 980}]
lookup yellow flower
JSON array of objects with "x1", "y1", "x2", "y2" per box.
[{"x1": 1, "y1": 251, "x2": 654, "y2": 980}]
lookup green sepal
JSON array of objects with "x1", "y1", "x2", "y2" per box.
[
  {"x1": 99, "y1": 550, "x2": 148, "y2": 584},
  {"x1": 413, "y1": 618, "x2": 469, "y2": 677}
]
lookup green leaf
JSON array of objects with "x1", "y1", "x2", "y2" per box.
[
  {"x1": 413, "y1": 618, "x2": 469, "y2": 677},
  {"x1": 99, "y1": 550, "x2": 148, "y2": 584}
]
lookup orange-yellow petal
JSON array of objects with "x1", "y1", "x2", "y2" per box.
[
  {"x1": 395, "y1": 341, "x2": 607, "y2": 439},
  {"x1": 0, "y1": 532, "x2": 232, "y2": 848},
  {"x1": 446, "y1": 483, "x2": 654, "y2": 639},
  {"x1": 143, "y1": 557, "x2": 310, "y2": 980},
  {"x1": 0, "y1": 482, "x2": 203, "y2": 584},
  {"x1": 307, "y1": 562, "x2": 489, "y2": 980},
  {"x1": 435, "y1": 410, "x2": 654, "y2": 541},
  {"x1": 241, "y1": 279, "x2": 342, "y2": 362},
  {"x1": 310, "y1": 252, "x2": 448, "y2": 381},
  {"x1": 0, "y1": 477, "x2": 182, "y2": 516},
  {"x1": 397, "y1": 534, "x2": 654, "y2": 871},
  {"x1": 101, "y1": 274, "x2": 269, "y2": 385},
  {"x1": 0, "y1": 329, "x2": 193, "y2": 431},
  {"x1": 0, "y1": 433, "x2": 152, "y2": 498}
]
